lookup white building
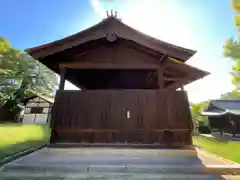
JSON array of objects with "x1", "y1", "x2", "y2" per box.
[{"x1": 22, "y1": 95, "x2": 54, "y2": 124}]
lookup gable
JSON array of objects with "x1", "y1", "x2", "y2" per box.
[
  {"x1": 26, "y1": 17, "x2": 196, "y2": 62},
  {"x1": 25, "y1": 95, "x2": 53, "y2": 106},
  {"x1": 65, "y1": 40, "x2": 159, "y2": 66}
]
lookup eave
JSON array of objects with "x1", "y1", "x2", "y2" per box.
[{"x1": 25, "y1": 17, "x2": 196, "y2": 62}]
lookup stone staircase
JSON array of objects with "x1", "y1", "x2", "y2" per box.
[{"x1": 0, "y1": 147, "x2": 240, "y2": 179}]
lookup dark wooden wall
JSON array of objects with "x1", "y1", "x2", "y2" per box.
[
  {"x1": 50, "y1": 90, "x2": 192, "y2": 147},
  {"x1": 209, "y1": 115, "x2": 240, "y2": 134}
]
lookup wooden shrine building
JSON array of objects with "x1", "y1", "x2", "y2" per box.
[
  {"x1": 202, "y1": 100, "x2": 240, "y2": 136},
  {"x1": 26, "y1": 15, "x2": 209, "y2": 147}
]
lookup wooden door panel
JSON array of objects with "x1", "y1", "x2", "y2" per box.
[{"x1": 51, "y1": 90, "x2": 192, "y2": 146}]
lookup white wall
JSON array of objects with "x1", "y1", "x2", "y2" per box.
[
  {"x1": 22, "y1": 114, "x2": 49, "y2": 124},
  {"x1": 22, "y1": 96, "x2": 51, "y2": 124}
]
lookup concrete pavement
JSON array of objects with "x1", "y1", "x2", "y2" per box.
[{"x1": 0, "y1": 147, "x2": 240, "y2": 179}]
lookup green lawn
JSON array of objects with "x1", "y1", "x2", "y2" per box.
[
  {"x1": 193, "y1": 135, "x2": 240, "y2": 163},
  {"x1": 0, "y1": 124, "x2": 50, "y2": 163}
]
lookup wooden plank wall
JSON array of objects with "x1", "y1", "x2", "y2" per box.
[{"x1": 50, "y1": 90, "x2": 192, "y2": 147}]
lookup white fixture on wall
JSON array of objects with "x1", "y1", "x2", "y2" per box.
[{"x1": 127, "y1": 110, "x2": 131, "y2": 119}]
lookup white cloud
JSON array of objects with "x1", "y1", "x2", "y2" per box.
[{"x1": 90, "y1": 0, "x2": 106, "y2": 17}]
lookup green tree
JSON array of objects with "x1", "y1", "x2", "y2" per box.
[
  {"x1": 220, "y1": 91, "x2": 240, "y2": 100},
  {"x1": 232, "y1": 0, "x2": 240, "y2": 13},
  {"x1": 223, "y1": 0, "x2": 240, "y2": 95},
  {"x1": 0, "y1": 37, "x2": 58, "y2": 121},
  {"x1": 223, "y1": 38, "x2": 240, "y2": 91},
  {"x1": 190, "y1": 101, "x2": 209, "y2": 125}
]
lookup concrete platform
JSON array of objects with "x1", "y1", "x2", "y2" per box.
[{"x1": 0, "y1": 147, "x2": 240, "y2": 179}]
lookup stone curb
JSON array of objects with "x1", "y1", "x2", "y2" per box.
[
  {"x1": 0, "y1": 172, "x2": 231, "y2": 179},
  {"x1": 2, "y1": 165, "x2": 240, "y2": 176},
  {"x1": 48, "y1": 143, "x2": 194, "y2": 149},
  {"x1": 0, "y1": 143, "x2": 47, "y2": 167},
  {"x1": 194, "y1": 145, "x2": 238, "y2": 165}
]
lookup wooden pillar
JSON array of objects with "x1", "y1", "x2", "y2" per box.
[
  {"x1": 180, "y1": 84, "x2": 188, "y2": 101},
  {"x1": 157, "y1": 67, "x2": 164, "y2": 89},
  {"x1": 180, "y1": 85, "x2": 184, "y2": 91},
  {"x1": 59, "y1": 67, "x2": 66, "y2": 90}
]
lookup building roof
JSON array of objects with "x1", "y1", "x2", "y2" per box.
[
  {"x1": 201, "y1": 100, "x2": 240, "y2": 116},
  {"x1": 37, "y1": 94, "x2": 54, "y2": 104},
  {"x1": 25, "y1": 94, "x2": 54, "y2": 104},
  {"x1": 25, "y1": 16, "x2": 209, "y2": 90},
  {"x1": 25, "y1": 17, "x2": 196, "y2": 62}
]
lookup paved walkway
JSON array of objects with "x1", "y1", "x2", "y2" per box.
[
  {"x1": 201, "y1": 133, "x2": 240, "y2": 142},
  {"x1": 0, "y1": 147, "x2": 240, "y2": 179}
]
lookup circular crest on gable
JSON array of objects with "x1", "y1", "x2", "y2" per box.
[{"x1": 106, "y1": 32, "x2": 117, "y2": 42}]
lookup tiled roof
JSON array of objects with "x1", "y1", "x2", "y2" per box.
[
  {"x1": 201, "y1": 100, "x2": 240, "y2": 116},
  {"x1": 211, "y1": 100, "x2": 240, "y2": 110}
]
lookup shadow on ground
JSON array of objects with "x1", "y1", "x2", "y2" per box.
[{"x1": 210, "y1": 132, "x2": 240, "y2": 142}]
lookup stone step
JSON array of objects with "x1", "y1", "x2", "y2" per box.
[
  {"x1": 49, "y1": 143, "x2": 194, "y2": 150},
  {"x1": 44, "y1": 147, "x2": 198, "y2": 157},
  {"x1": 2, "y1": 164, "x2": 240, "y2": 175},
  {"x1": 0, "y1": 172, "x2": 228, "y2": 180},
  {"x1": 11, "y1": 150, "x2": 205, "y2": 166},
  {"x1": 12, "y1": 158, "x2": 205, "y2": 167}
]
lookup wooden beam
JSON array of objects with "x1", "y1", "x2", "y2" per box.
[
  {"x1": 166, "y1": 82, "x2": 181, "y2": 90},
  {"x1": 159, "y1": 54, "x2": 168, "y2": 63},
  {"x1": 180, "y1": 85, "x2": 185, "y2": 91},
  {"x1": 145, "y1": 54, "x2": 169, "y2": 85},
  {"x1": 157, "y1": 67, "x2": 164, "y2": 89},
  {"x1": 59, "y1": 62, "x2": 159, "y2": 69},
  {"x1": 145, "y1": 72, "x2": 154, "y2": 82},
  {"x1": 166, "y1": 77, "x2": 189, "y2": 90},
  {"x1": 146, "y1": 68, "x2": 166, "y2": 87},
  {"x1": 146, "y1": 72, "x2": 157, "y2": 85},
  {"x1": 159, "y1": 54, "x2": 169, "y2": 70},
  {"x1": 59, "y1": 67, "x2": 66, "y2": 90},
  {"x1": 164, "y1": 77, "x2": 185, "y2": 81},
  {"x1": 55, "y1": 128, "x2": 192, "y2": 133}
]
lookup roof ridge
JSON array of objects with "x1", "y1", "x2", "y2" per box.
[{"x1": 26, "y1": 17, "x2": 197, "y2": 61}]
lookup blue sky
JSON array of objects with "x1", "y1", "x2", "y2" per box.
[{"x1": 0, "y1": 0, "x2": 237, "y2": 103}]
